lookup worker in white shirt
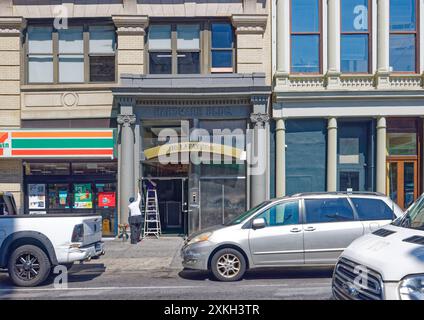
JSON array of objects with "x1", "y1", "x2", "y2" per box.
[{"x1": 128, "y1": 186, "x2": 142, "y2": 244}]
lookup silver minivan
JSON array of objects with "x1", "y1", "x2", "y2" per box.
[{"x1": 181, "y1": 192, "x2": 403, "y2": 281}]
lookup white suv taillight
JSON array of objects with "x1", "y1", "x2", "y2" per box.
[{"x1": 71, "y1": 224, "x2": 84, "y2": 243}]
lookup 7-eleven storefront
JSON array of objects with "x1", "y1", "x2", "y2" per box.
[{"x1": 0, "y1": 130, "x2": 118, "y2": 237}]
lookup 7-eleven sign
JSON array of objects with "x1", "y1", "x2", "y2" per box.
[{"x1": 0, "y1": 132, "x2": 11, "y2": 157}]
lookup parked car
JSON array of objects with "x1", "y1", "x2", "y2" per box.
[
  {"x1": 0, "y1": 192, "x2": 105, "y2": 287},
  {"x1": 332, "y1": 194, "x2": 424, "y2": 300},
  {"x1": 181, "y1": 192, "x2": 403, "y2": 282}
]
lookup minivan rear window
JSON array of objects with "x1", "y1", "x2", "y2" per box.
[
  {"x1": 304, "y1": 198, "x2": 355, "y2": 223},
  {"x1": 350, "y1": 198, "x2": 394, "y2": 221}
]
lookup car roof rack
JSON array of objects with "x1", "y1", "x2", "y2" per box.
[{"x1": 291, "y1": 191, "x2": 386, "y2": 197}]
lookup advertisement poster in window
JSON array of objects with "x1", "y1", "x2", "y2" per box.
[
  {"x1": 59, "y1": 190, "x2": 68, "y2": 206},
  {"x1": 74, "y1": 183, "x2": 93, "y2": 209},
  {"x1": 28, "y1": 184, "x2": 46, "y2": 209},
  {"x1": 98, "y1": 192, "x2": 116, "y2": 208}
]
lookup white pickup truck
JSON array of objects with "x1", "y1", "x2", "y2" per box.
[{"x1": 0, "y1": 192, "x2": 105, "y2": 287}]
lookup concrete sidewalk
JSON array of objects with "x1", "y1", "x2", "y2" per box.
[{"x1": 74, "y1": 237, "x2": 185, "y2": 273}]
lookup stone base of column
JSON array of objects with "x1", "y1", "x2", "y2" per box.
[
  {"x1": 325, "y1": 71, "x2": 341, "y2": 89},
  {"x1": 274, "y1": 71, "x2": 290, "y2": 88},
  {"x1": 375, "y1": 71, "x2": 391, "y2": 89}
]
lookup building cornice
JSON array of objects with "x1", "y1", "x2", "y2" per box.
[
  {"x1": 112, "y1": 15, "x2": 149, "y2": 35},
  {"x1": 0, "y1": 16, "x2": 26, "y2": 36},
  {"x1": 231, "y1": 14, "x2": 267, "y2": 34}
]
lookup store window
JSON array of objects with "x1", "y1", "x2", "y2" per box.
[
  {"x1": 147, "y1": 21, "x2": 234, "y2": 74},
  {"x1": 24, "y1": 161, "x2": 118, "y2": 235},
  {"x1": 389, "y1": 0, "x2": 418, "y2": 73},
  {"x1": 27, "y1": 22, "x2": 116, "y2": 84},
  {"x1": 291, "y1": 0, "x2": 322, "y2": 73},
  {"x1": 341, "y1": 0, "x2": 370, "y2": 73}
]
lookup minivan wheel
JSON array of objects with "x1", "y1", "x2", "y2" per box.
[
  {"x1": 210, "y1": 248, "x2": 246, "y2": 282},
  {"x1": 8, "y1": 245, "x2": 51, "y2": 287}
]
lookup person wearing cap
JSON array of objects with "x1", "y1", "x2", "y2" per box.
[{"x1": 128, "y1": 187, "x2": 142, "y2": 244}]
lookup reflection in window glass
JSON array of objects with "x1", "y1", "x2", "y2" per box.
[
  {"x1": 256, "y1": 201, "x2": 299, "y2": 227},
  {"x1": 390, "y1": 0, "x2": 416, "y2": 31},
  {"x1": 59, "y1": 55, "x2": 84, "y2": 83},
  {"x1": 389, "y1": 34, "x2": 416, "y2": 72},
  {"x1": 387, "y1": 133, "x2": 417, "y2": 155},
  {"x1": 339, "y1": 172, "x2": 360, "y2": 191},
  {"x1": 211, "y1": 23, "x2": 233, "y2": 72},
  {"x1": 291, "y1": 35, "x2": 320, "y2": 73},
  {"x1": 28, "y1": 26, "x2": 53, "y2": 83},
  {"x1": 177, "y1": 25, "x2": 200, "y2": 50},
  {"x1": 149, "y1": 52, "x2": 172, "y2": 74},
  {"x1": 341, "y1": 34, "x2": 369, "y2": 73},
  {"x1": 304, "y1": 198, "x2": 355, "y2": 223},
  {"x1": 177, "y1": 52, "x2": 200, "y2": 74},
  {"x1": 404, "y1": 163, "x2": 415, "y2": 208},
  {"x1": 351, "y1": 198, "x2": 394, "y2": 221},
  {"x1": 148, "y1": 25, "x2": 172, "y2": 50},
  {"x1": 28, "y1": 163, "x2": 70, "y2": 175},
  {"x1": 291, "y1": 0, "x2": 320, "y2": 32},
  {"x1": 341, "y1": 0, "x2": 368, "y2": 32}
]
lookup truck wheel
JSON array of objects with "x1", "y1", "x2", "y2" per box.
[
  {"x1": 8, "y1": 245, "x2": 51, "y2": 287},
  {"x1": 210, "y1": 248, "x2": 246, "y2": 282}
]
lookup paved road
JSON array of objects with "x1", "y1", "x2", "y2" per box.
[{"x1": 0, "y1": 266, "x2": 333, "y2": 300}]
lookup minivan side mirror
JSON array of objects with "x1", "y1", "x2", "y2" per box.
[{"x1": 252, "y1": 218, "x2": 266, "y2": 230}]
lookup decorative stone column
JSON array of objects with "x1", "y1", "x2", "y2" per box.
[
  {"x1": 275, "y1": 0, "x2": 291, "y2": 88},
  {"x1": 376, "y1": 0, "x2": 391, "y2": 88},
  {"x1": 275, "y1": 118, "x2": 286, "y2": 197},
  {"x1": 327, "y1": 118, "x2": 338, "y2": 192},
  {"x1": 117, "y1": 101, "x2": 136, "y2": 225},
  {"x1": 326, "y1": 0, "x2": 341, "y2": 89},
  {"x1": 249, "y1": 96, "x2": 270, "y2": 207},
  {"x1": 376, "y1": 117, "x2": 387, "y2": 194},
  {"x1": 112, "y1": 15, "x2": 148, "y2": 79},
  {"x1": 231, "y1": 14, "x2": 268, "y2": 74}
]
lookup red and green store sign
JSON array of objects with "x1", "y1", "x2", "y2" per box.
[{"x1": 0, "y1": 130, "x2": 116, "y2": 159}]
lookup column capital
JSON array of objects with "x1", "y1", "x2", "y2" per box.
[
  {"x1": 376, "y1": 116, "x2": 387, "y2": 129},
  {"x1": 0, "y1": 17, "x2": 26, "y2": 36},
  {"x1": 327, "y1": 117, "x2": 338, "y2": 129},
  {"x1": 231, "y1": 14, "x2": 268, "y2": 35},
  {"x1": 112, "y1": 15, "x2": 149, "y2": 35},
  {"x1": 250, "y1": 112, "x2": 270, "y2": 128},
  {"x1": 275, "y1": 118, "x2": 286, "y2": 131},
  {"x1": 117, "y1": 114, "x2": 136, "y2": 126}
]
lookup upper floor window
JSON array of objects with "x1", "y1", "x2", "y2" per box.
[
  {"x1": 27, "y1": 22, "x2": 116, "y2": 84},
  {"x1": 389, "y1": 0, "x2": 418, "y2": 73},
  {"x1": 291, "y1": 0, "x2": 322, "y2": 73},
  {"x1": 341, "y1": 0, "x2": 371, "y2": 73},
  {"x1": 147, "y1": 21, "x2": 234, "y2": 74}
]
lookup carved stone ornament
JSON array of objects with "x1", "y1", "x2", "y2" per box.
[
  {"x1": 250, "y1": 113, "x2": 270, "y2": 126},
  {"x1": 112, "y1": 15, "x2": 149, "y2": 35},
  {"x1": 117, "y1": 114, "x2": 136, "y2": 126},
  {"x1": 0, "y1": 17, "x2": 26, "y2": 36}
]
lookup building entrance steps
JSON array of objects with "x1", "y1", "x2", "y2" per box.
[{"x1": 77, "y1": 237, "x2": 184, "y2": 273}]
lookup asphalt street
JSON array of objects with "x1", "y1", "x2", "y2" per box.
[{"x1": 0, "y1": 266, "x2": 333, "y2": 300}]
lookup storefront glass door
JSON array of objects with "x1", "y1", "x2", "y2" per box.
[{"x1": 388, "y1": 160, "x2": 418, "y2": 209}]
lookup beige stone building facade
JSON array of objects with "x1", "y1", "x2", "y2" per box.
[{"x1": 0, "y1": 0, "x2": 271, "y2": 236}]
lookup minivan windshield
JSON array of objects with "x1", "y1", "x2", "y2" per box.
[
  {"x1": 224, "y1": 201, "x2": 271, "y2": 226},
  {"x1": 392, "y1": 195, "x2": 424, "y2": 230}
]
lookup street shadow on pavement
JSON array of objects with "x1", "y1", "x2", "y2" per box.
[{"x1": 178, "y1": 267, "x2": 334, "y2": 281}]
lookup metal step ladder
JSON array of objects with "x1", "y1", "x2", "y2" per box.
[{"x1": 143, "y1": 189, "x2": 161, "y2": 238}]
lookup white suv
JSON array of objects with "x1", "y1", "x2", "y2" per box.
[{"x1": 333, "y1": 194, "x2": 424, "y2": 300}]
